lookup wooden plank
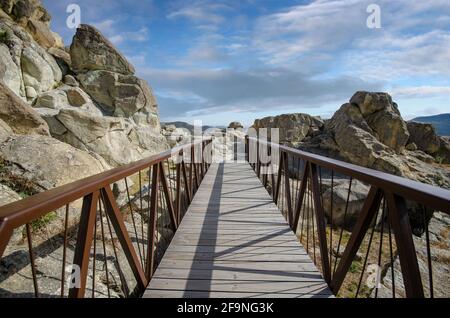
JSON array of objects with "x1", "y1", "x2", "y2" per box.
[
  {"x1": 144, "y1": 162, "x2": 332, "y2": 298},
  {"x1": 152, "y1": 268, "x2": 326, "y2": 282},
  {"x1": 147, "y1": 278, "x2": 330, "y2": 294},
  {"x1": 144, "y1": 290, "x2": 333, "y2": 298},
  {"x1": 156, "y1": 259, "x2": 322, "y2": 272}
]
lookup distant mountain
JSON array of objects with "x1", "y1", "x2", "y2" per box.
[
  {"x1": 162, "y1": 121, "x2": 225, "y2": 133},
  {"x1": 410, "y1": 114, "x2": 450, "y2": 136}
]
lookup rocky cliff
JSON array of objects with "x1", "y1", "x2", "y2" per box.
[
  {"x1": 0, "y1": 0, "x2": 168, "y2": 197},
  {"x1": 0, "y1": 0, "x2": 171, "y2": 297}
]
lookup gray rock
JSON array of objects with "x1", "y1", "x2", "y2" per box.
[
  {"x1": 407, "y1": 121, "x2": 441, "y2": 155},
  {"x1": 0, "y1": 134, "x2": 105, "y2": 191},
  {"x1": 0, "y1": 81, "x2": 49, "y2": 135},
  {"x1": 25, "y1": 85, "x2": 36, "y2": 99},
  {"x1": 0, "y1": 118, "x2": 12, "y2": 143},
  {"x1": 0, "y1": 43, "x2": 22, "y2": 96},
  {"x1": 228, "y1": 121, "x2": 243, "y2": 130},
  {"x1": 322, "y1": 179, "x2": 370, "y2": 227},
  {"x1": 350, "y1": 91, "x2": 409, "y2": 152},
  {"x1": 252, "y1": 113, "x2": 323, "y2": 146},
  {"x1": 77, "y1": 70, "x2": 156, "y2": 117},
  {"x1": 63, "y1": 74, "x2": 78, "y2": 87},
  {"x1": 70, "y1": 24, "x2": 135, "y2": 75},
  {"x1": 21, "y1": 46, "x2": 55, "y2": 93}
]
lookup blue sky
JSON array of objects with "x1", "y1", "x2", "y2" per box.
[{"x1": 42, "y1": 0, "x2": 450, "y2": 126}]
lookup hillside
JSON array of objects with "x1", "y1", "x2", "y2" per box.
[
  {"x1": 411, "y1": 113, "x2": 450, "y2": 136},
  {"x1": 162, "y1": 121, "x2": 224, "y2": 133}
]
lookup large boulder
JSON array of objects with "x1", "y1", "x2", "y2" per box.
[
  {"x1": 436, "y1": 137, "x2": 450, "y2": 164},
  {"x1": 3, "y1": 0, "x2": 59, "y2": 49},
  {"x1": 0, "y1": 43, "x2": 22, "y2": 95},
  {"x1": 162, "y1": 124, "x2": 192, "y2": 147},
  {"x1": 407, "y1": 121, "x2": 441, "y2": 155},
  {"x1": 228, "y1": 121, "x2": 243, "y2": 130},
  {"x1": 34, "y1": 85, "x2": 101, "y2": 114},
  {"x1": 0, "y1": 118, "x2": 12, "y2": 143},
  {"x1": 0, "y1": 81, "x2": 49, "y2": 135},
  {"x1": 0, "y1": 183, "x2": 21, "y2": 206},
  {"x1": 41, "y1": 108, "x2": 168, "y2": 167},
  {"x1": 322, "y1": 179, "x2": 370, "y2": 227},
  {"x1": 350, "y1": 91, "x2": 409, "y2": 152},
  {"x1": 70, "y1": 24, "x2": 135, "y2": 75},
  {"x1": 324, "y1": 103, "x2": 403, "y2": 174},
  {"x1": 0, "y1": 134, "x2": 105, "y2": 191},
  {"x1": 21, "y1": 45, "x2": 61, "y2": 95},
  {"x1": 252, "y1": 113, "x2": 323, "y2": 146},
  {"x1": 77, "y1": 70, "x2": 158, "y2": 118}
]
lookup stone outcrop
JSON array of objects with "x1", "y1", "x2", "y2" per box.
[
  {"x1": 407, "y1": 121, "x2": 450, "y2": 164},
  {"x1": 162, "y1": 124, "x2": 192, "y2": 147},
  {"x1": 322, "y1": 179, "x2": 370, "y2": 227},
  {"x1": 1, "y1": 0, "x2": 61, "y2": 49},
  {"x1": 70, "y1": 24, "x2": 135, "y2": 75},
  {"x1": 0, "y1": 81, "x2": 49, "y2": 135},
  {"x1": 252, "y1": 91, "x2": 450, "y2": 232},
  {"x1": 0, "y1": 118, "x2": 12, "y2": 142},
  {"x1": 252, "y1": 113, "x2": 323, "y2": 146},
  {"x1": 0, "y1": 0, "x2": 172, "y2": 298},
  {"x1": 228, "y1": 121, "x2": 243, "y2": 130},
  {"x1": 1, "y1": 3, "x2": 168, "y2": 169},
  {"x1": 77, "y1": 70, "x2": 158, "y2": 118},
  {"x1": 0, "y1": 134, "x2": 105, "y2": 192}
]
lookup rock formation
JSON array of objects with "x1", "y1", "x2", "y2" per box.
[
  {"x1": 252, "y1": 92, "x2": 450, "y2": 230},
  {"x1": 228, "y1": 121, "x2": 243, "y2": 130},
  {"x1": 252, "y1": 113, "x2": 323, "y2": 147},
  {"x1": 407, "y1": 121, "x2": 450, "y2": 164},
  {"x1": 0, "y1": 0, "x2": 170, "y2": 297}
]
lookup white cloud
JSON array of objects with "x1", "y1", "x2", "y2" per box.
[
  {"x1": 167, "y1": 1, "x2": 231, "y2": 25},
  {"x1": 91, "y1": 20, "x2": 150, "y2": 45},
  {"x1": 391, "y1": 86, "x2": 450, "y2": 98}
]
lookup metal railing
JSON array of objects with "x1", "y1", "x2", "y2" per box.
[
  {"x1": 1, "y1": 133, "x2": 449, "y2": 298},
  {"x1": 0, "y1": 139, "x2": 212, "y2": 298},
  {"x1": 244, "y1": 135, "x2": 450, "y2": 298}
]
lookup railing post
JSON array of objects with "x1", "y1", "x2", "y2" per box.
[
  {"x1": 100, "y1": 186, "x2": 147, "y2": 290},
  {"x1": 159, "y1": 162, "x2": 178, "y2": 231},
  {"x1": 293, "y1": 162, "x2": 309, "y2": 230},
  {"x1": 146, "y1": 164, "x2": 159, "y2": 279},
  {"x1": 309, "y1": 162, "x2": 331, "y2": 284},
  {"x1": 69, "y1": 191, "x2": 99, "y2": 298},
  {"x1": 274, "y1": 151, "x2": 284, "y2": 205},
  {"x1": 256, "y1": 137, "x2": 261, "y2": 178},
  {"x1": 176, "y1": 154, "x2": 182, "y2": 225},
  {"x1": 182, "y1": 160, "x2": 192, "y2": 204},
  {"x1": 283, "y1": 152, "x2": 293, "y2": 227},
  {"x1": 189, "y1": 148, "x2": 194, "y2": 197},
  {"x1": 0, "y1": 221, "x2": 13, "y2": 261},
  {"x1": 245, "y1": 135, "x2": 249, "y2": 163},
  {"x1": 385, "y1": 192, "x2": 424, "y2": 298},
  {"x1": 331, "y1": 186, "x2": 383, "y2": 293}
]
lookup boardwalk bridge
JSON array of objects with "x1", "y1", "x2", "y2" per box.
[{"x1": 0, "y1": 136, "x2": 449, "y2": 298}]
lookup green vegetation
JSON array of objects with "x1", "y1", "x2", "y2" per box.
[
  {"x1": 349, "y1": 260, "x2": 362, "y2": 273},
  {"x1": 0, "y1": 29, "x2": 8, "y2": 43},
  {"x1": 30, "y1": 211, "x2": 58, "y2": 232}
]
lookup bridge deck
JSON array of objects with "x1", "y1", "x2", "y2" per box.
[{"x1": 143, "y1": 162, "x2": 333, "y2": 298}]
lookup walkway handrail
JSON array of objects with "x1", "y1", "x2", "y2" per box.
[
  {"x1": 244, "y1": 135, "x2": 450, "y2": 298},
  {"x1": 0, "y1": 138, "x2": 212, "y2": 298},
  {"x1": 246, "y1": 136, "x2": 450, "y2": 214}
]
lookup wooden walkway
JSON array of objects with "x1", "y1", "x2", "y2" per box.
[{"x1": 144, "y1": 162, "x2": 333, "y2": 298}]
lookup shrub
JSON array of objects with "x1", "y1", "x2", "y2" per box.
[{"x1": 0, "y1": 29, "x2": 8, "y2": 43}]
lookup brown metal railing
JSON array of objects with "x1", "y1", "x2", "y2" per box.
[
  {"x1": 244, "y1": 135, "x2": 450, "y2": 298},
  {"x1": 0, "y1": 139, "x2": 211, "y2": 298}
]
